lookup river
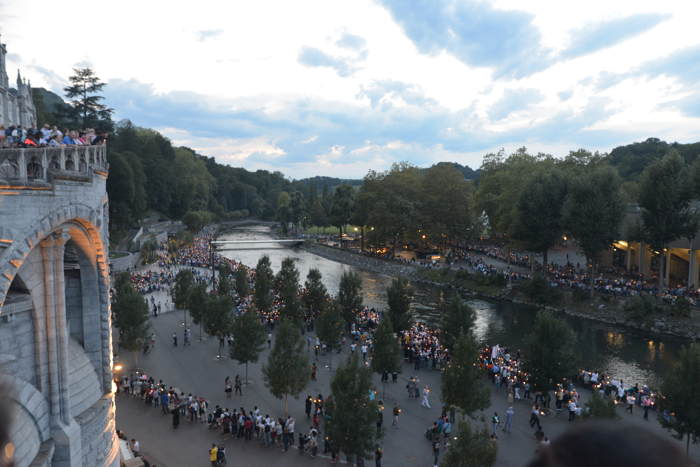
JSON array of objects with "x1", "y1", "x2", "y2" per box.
[{"x1": 218, "y1": 225, "x2": 683, "y2": 387}]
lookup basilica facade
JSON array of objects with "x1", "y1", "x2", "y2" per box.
[{"x1": 0, "y1": 37, "x2": 37, "y2": 128}]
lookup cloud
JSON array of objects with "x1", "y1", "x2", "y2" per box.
[
  {"x1": 196, "y1": 29, "x2": 223, "y2": 41},
  {"x1": 558, "y1": 89, "x2": 573, "y2": 101},
  {"x1": 298, "y1": 46, "x2": 358, "y2": 77},
  {"x1": 638, "y1": 44, "x2": 700, "y2": 85},
  {"x1": 489, "y1": 88, "x2": 544, "y2": 121},
  {"x1": 376, "y1": 0, "x2": 552, "y2": 78},
  {"x1": 358, "y1": 80, "x2": 437, "y2": 109},
  {"x1": 561, "y1": 14, "x2": 669, "y2": 59},
  {"x1": 336, "y1": 32, "x2": 366, "y2": 50}
]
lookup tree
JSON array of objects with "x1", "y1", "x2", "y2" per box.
[
  {"x1": 440, "y1": 290, "x2": 475, "y2": 351},
  {"x1": 182, "y1": 210, "x2": 213, "y2": 233},
  {"x1": 204, "y1": 295, "x2": 234, "y2": 358},
  {"x1": 217, "y1": 271, "x2": 233, "y2": 297},
  {"x1": 442, "y1": 333, "x2": 489, "y2": 418},
  {"x1": 235, "y1": 265, "x2": 250, "y2": 298},
  {"x1": 188, "y1": 283, "x2": 209, "y2": 340},
  {"x1": 370, "y1": 315, "x2": 401, "y2": 397},
  {"x1": 303, "y1": 268, "x2": 327, "y2": 317},
  {"x1": 315, "y1": 300, "x2": 345, "y2": 369},
  {"x1": 329, "y1": 184, "x2": 355, "y2": 244},
  {"x1": 325, "y1": 355, "x2": 380, "y2": 464},
  {"x1": 172, "y1": 269, "x2": 194, "y2": 309},
  {"x1": 440, "y1": 420, "x2": 497, "y2": 467},
  {"x1": 254, "y1": 255, "x2": 274, "y2": 314},
  {"x1": 563, "y1": 167, "x2": 624, "y2": 292},
  {"x1": 338, "y1": 271, "x2": 363, "y2": 328},
  {"x1": 276, "y1": 257, "x2": 303, "y2": 322},
  {"x1": 511, "y1": 168, "x2": 568, "y2": 269},
  {"x1": 230, "y1": 310, "x2": 267, "y2": 383},
  {"x1": 63, "y1": 67, "x2": 113, "y2": 130},
  {"x1": 523, "y1": 311, "x2": 577, "y2": 391},
  {"x1": 262, "y1": 318, "x2": 309, "y2": 415},
  {"x1": 659, "y1": 343, "x2": 700, "y2": 456},
  {"x1": 387, "y1": 276, "x2": 413, "y2": 334},
  {"x1": 112, "y1": 273, "x2": 150, "y2": 352}
]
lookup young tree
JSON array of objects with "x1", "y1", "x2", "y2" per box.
[
  {"x1": 303, "y1": 268, "x2": 327, "y2": 316},
  {"x1": 563, "y1": 167, "x2": 624, "y2": 292},
  {"x1": 217, "y1": 272, "x2": 233, "y2": 298},
  {"x1": 338, "y1": 270, "x2": 363, "y2": 328},
  {"x1": 329, "y1": 184, "x2": 355, "y2": 244},
  {"x1": 370, "y1": 315, "x2": 401, "y2": 397},
  {"x1": 387, "y1": 276, "x2": 413, "y2": 334},
  {"x1": 204, "y1": 295, "x2": 234, "y2": 358},
  {"x1": 172, "y1": 269, "x2": 194, "y2": 309},
  {"x1": 235, "y1": 265, "x2": 250, "y2": 298},
  {"x1": 188, "y1": 283, "x2": 209, "y2": 340},
  {"x1": 442, "y1": 333, "x2": 490, "y2": 418},
  {"x1": 112, "y1": 273, "x2": 150, "y2": 352},
  {"x1": 276, "y1": 257, "x2": 303, "y2": 321},
  {"x1": 325, "y1": 355, "x2": 380, "y2": 464},
  {"x1": 315, "y1": 300, "x2": 345, "y2": 369},
  {"x1": 639, "y1": 151, "x2": 696, "y2": 287},
  {"x1": 440, "y1": 420, "x2": 497, "y2": 467},
  {"x1": 263, "y1": 318, "x2": 309, "y2": 415},
  {"x1": 230, "y1": 310, "x2": 267, "y2": 383},
  {"x1": 524, "y1": 311, "x2": 577, "y2": 391},
  {"x1": 63, "y1": 67, "x2": 113, "y2": 129},
  {"x1": 659, "y1": 343, "x2": 700, "y2": 455},
  {"x1": 254, "y1": 255, "x2": 274, "y2": 314},
  {"x1": 440, "y1": 290, "x2": 475, "y2": 351}
]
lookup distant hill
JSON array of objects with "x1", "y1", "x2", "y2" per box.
[
  {"x1": 608, "y1": 137, "x2": 700, "y2": 180},
  {"x1": 32, "y1": 87, "x2": 66, "y2": 113}
]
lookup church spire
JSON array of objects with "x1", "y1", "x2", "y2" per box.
[{"x1": 16, "y1": 69, "x2": 21, "y2": 88}]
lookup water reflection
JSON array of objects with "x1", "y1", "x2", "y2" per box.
[{"x1": 219, "y1": 226, "x2": 683, "y2": 387}]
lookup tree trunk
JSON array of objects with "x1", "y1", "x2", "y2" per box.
[
  {"x1": 543, "y1": 249, "x2": 549, "y2": 274},
  {"x1": 589, "y1": 259, "x2": 595, "y2": 296},
  {"x1": 245, "y1": 362, "x2": 249, "y2": 385},
  {"x1": 361, "y1": 226, "x2": 365, "y2": 252},
  {"x1": 687, "y1": 432, "x2": 691, "y2": 456},
  {"x1": 659, "y1": 248, "x2": 666, "y2": 289},
  {"x1": 284, "y1": 394, "x2": 289, "y2": 416}
]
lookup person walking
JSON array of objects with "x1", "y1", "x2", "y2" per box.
[
  {"x1": 432, "y1": 440, "x2": 440, "y2": 467},
  {"x1": 491, "y1": 412, "x2": 500, "y2": 437},
  {"x1": 530, "y1": 405, "x2": 542, "y2": 430},
  {"x1": 568, "y1": 400, "x2": 577, "y2": 422},
  {"x1": 172, "y1": 332, "x2": 177, "y2": 347},
  {"x1": 421, "y1": 386, "x2": 431, "y2": 409},
  {"x1": 225, "y1": 377, "x2": 232, "y2": 399},
  {"x1": 504, "y1": 406, "x2": 514, "y2": 434},
  {"x1": 392, "y1": 404, "x2": 400, "y2": 427},
  {"x1": 375, "y1": 446, "x2": 383, "y2": 467},
  {"x1": 311, "y1": 363, "x2": 317, "y2": 381},
  {"x1": 234, "y1": 375, "x2": 242, "y2": 396},
  {"x1": 209, "y1": 444, "x2": 218, "y2": 467}
]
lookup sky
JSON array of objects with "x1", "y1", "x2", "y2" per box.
[{"x1": 1, "y1": 0, "x2": 699, "y2": 179}]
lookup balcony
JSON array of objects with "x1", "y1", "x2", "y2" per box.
[{"x1": 0, "y1": 145, "x2": 108, "y2": 185}]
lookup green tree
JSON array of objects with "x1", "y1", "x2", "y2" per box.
[
  {"x1": 315, "y1": 300, "x2": 345, "y2": 369},
  {"x1": 440, "y1": 290, "x2": 475, "y2": 351},
  {"x1": 338, "y1": 271, "x2": 363, "y2": 328},
  {"x1": 235, "y1": 265, "x2": 250, "y2": 298},
  {"x1": 584, "y1": 391, "x2": 618, "y2": 419},
  {"x1": 329, "y1": 184, "x2": 355, "y2": 244},
  {"x1": 63, "y1": 67, "x2": 113, "y2": 129},
  {"x1": 230, "y1": 310, "x2": 267, "y2": 383},
  {"x1": 218, "y1": 272, "x2": 233, "y2": 297},
  {"x1": 112, "y1": 273, "x2": 150, "y2": 352},
  {"x1": 262, "y1": 318, "x2": 309, "y2": 415},
  {"x1": 172, "y1": 269, "x2": 194, "y2": 309},
  {"x1": 188, "y1": 283, "x2": 209, "y2": 340},
  {"x1": 524, "y1": 311, "x2": 577, "y2": 391},
  {"x1": 370, "y1": 315, "x2": 401, "y2": 397},
  {"x1": 440, "y1": 420, "x2": 497, "y2": 467},
  {"x1": 387, "y1": 276, "x2": 413, "y2": 334},
  {"x1": 563, "y1": 167, "x2": 624, "y2": 291},
  {"x1": 276, "y1": 257, "x2": 303, "y2": 321},
  {"x1": 638, "y1": 151, "x2": 696, "y2": 287},
  {"x1": 204, "y1": 294, "x2": 234, "y2": 358},
  {"x1": 659, "y1": 343, "x2": 700, "y2": 455},
  {"x1": 511, "y1": 168, "x2": 568, "y2": 269},
  {"x1": 254, "y1": 255, "x2": 274, "y2": 314},
  {"x1": 303, "y1": 268, "x2": 327, "y2": 316},
  {"x1": 442, "y1": 333, "x2": 490, "y2": 418},
  {"x1": 325, "y1": 355, "x2": 380, "y2": 464},
  {"x1": 182, "y1": 210, "x2": 213, "y2": 233}
]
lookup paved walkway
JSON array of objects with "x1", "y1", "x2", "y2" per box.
[{"x1": 115, "y1": 308, "x2": 700, "y2": 467}]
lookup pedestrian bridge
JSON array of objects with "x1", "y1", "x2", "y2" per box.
[{"x1": 211, "y1": 239, "x2": 305, "y2": 250}]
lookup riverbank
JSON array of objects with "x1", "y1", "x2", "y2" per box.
[{"x1": 302, "y1": 242, "x2": 700, "y2": 341}]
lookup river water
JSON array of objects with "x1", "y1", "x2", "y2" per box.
[{"x1": 218, "y1": 226, "x2": 683, "y2": 387}]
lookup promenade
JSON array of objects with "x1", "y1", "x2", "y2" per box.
[{"x1": 115, "y1": 308, "x2": 700, "y2": 467}]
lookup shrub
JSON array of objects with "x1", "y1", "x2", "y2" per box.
[
  {"x1": 584, "y1": 390, "x2": 619, "y2": 419},
  {"x1": 670, "y1": 297, "x2": 691, "y2": 318},
  {"x1": 624, "y1": 295, "x2": 659, "y2": 322},
  {"x1": 520, "y1": 274, "x2": 561, "y2": 304}
]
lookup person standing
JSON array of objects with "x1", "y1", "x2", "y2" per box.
[
  {"x1": 172, "y1": 332, "x2": 177, "y2": 347},
  {"x1": 530, "y1": 405, "x2": 542, "y2": 430},
  {"x1": 432, "y1": 440, "x2": 440, "y2": 467},
  {"x1": 235, "y1": 375, "x2": 242, "y2": 396},
  {"x1": 392, "y1": 404, "x2": 400, "y2": 427},
  {"x1": 504, "y1": 406, "x2": 514, "y2": 434},
  {"x1": 209, "y1": 444, "x2": 218, "y2": 467},
  {"x1": 305, "y1": 395, "x2": 313, "y2": 419},
  {"x1": 491, "y1": 412, "x2": 500, "y2": 437},
  {"x1": 311, "y1": 363, "x2": 317, "y2": 381},
  {"x1": 375, "y1": 446, "x2": 383, "y2": 467},
  {"x1": 421, "y1": 386, "x2": 431, "y2": 408},
  {"x1": 225, "y1": 376, "x2": 232, "y2": 399},
  {"x1": 568, "y1": 400, "x2": 577, "y2": 422}
]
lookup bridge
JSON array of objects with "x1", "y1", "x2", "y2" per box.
[{"x1": 211, "y1": 238, "x2": 305, "y2": 250}]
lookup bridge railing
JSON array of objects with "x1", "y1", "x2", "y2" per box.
[{"x1": 0, "y1": 145, "x2": 108, "y2": 185}]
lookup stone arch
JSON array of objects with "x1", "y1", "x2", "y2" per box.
[{"x1": 0, "y1": 204, "x2": 112, "y2": 393}]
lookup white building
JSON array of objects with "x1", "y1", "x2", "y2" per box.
[{"x1": 0, "y1": 36, "x2": 37, "y2": 128}]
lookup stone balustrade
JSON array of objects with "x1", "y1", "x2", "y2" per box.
[{"x1": 0, "y1": 145, "x2": 108, "y2": 185}]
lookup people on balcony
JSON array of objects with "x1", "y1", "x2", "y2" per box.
[{"x1": 0, "y1": 124, "x2": 107, "y2": 148}]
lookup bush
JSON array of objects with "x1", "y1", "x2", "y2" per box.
[
  {"x1": 624, "y1": 295, "x2": 659, "y2": 322},
  {"x1": 584, "y1": 390, "x2": 619, "y2": 419},
  {"x1": 670, "y1": 297, "x2": 692, "y2": 318},
  {"x1": 520, "y1": 274, "x2": 561, "y2": 304},
  {"x1": 572, "y1": 287, "x2": 590, "y2": 303}
]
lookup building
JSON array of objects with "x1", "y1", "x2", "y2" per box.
[
  {"x1": 0, "y1": 36, "x2": 37, "y2": 128},
  {"x1": 0, "y1": 144, "x2": 119, "y2": 466}
]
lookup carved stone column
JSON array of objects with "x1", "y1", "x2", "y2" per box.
[
  {"x1": 53, "y1": 231, "x2": 71, "y2": 424},
  {"x1": 40, "y1": 235, "x2": 60, "y2": 423}
]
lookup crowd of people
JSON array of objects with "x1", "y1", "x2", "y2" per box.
[{"x1": 0, "y1": 124, "x2": 107, "y2": 148}]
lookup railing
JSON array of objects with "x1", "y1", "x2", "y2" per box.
[{"x1": 0, "y1": 145, "x2": 107, "y2": 185}]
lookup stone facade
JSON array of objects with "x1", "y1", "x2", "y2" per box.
[
  {"x1": 0, "y1": 145, "x2": 118, "y2": 467},
  {"x1": 0, "y1": 37, "x2": 37, "y2": 128}
]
